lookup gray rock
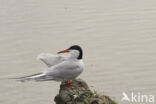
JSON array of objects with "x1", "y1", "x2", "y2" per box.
[{"x1": 54, "y1": 79, "x2": 117, "y2": 104}]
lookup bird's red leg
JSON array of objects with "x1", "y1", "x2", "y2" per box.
[{"x1": 65, "y1": 80, "x2": 74, "y2": 88}]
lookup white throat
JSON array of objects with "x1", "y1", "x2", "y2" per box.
[{"x1": 69, "y1": 50, "x2": 80, "y2": 59}]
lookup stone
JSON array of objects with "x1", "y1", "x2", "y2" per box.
[{"x1": 54, "y1": 78, "x2": 117, "y2": 104}]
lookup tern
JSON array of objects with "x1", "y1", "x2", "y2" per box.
[{"x1": 17, "y1": 45, "x2": 84, "y2": 87}]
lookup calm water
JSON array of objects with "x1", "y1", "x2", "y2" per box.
[{"x1": 0, "y1": 0, "x2": 156, "y2": 104}]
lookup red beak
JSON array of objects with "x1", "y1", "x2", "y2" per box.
[{"x1": 57, "y1": 49, "x2": 69, "y2": 54}]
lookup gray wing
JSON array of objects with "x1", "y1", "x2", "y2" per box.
[
  {"x1": 44, "y1": 61, "x2": 82, "y2": 80},
  {"x1": 37, "y1": 53, "x2": 68, "y2": 67},
  {"x1": 14, "y1": 60, "x2": 83, "y2": 82}
]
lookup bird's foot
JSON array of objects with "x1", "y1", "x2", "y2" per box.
[{"x1": 65, "y1": 80, "x2": 74, "y2": 89}]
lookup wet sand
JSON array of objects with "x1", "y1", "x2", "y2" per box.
[{"x1": 0, "y1": 0, "x2": 156, "y2": 104}]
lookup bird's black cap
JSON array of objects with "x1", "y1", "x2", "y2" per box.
[{"x1": 68, "y1": 45, "x2": 83, "y2": 59}]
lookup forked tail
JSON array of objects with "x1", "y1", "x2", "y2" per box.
[{"x1": 11, "y1": 73, "x2": 54, "y2": 82}]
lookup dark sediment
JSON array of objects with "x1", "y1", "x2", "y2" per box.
[{"x1": 54, "y1": 79, "x2": 117, "y2": 104}]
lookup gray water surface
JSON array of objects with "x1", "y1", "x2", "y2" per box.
[{"x1": 0, "y1": 0, "x2": 156, "y2": 104}]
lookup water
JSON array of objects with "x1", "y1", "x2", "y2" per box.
[{"x1": 0, "y1": 0, "x2": 156, "y2": 104}]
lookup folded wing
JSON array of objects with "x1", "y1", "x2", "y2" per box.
[
  {"x1": 44, "y1": 61, "x2": 82, "y2": 80},
  {"x1": 15, "y1": 59, "x2": 82, "y2": 82}
]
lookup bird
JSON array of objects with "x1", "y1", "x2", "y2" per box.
[{"x1": 16, "y1": 45, "x2": 84, "y2": 87}]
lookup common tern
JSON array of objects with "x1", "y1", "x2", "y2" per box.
[{"x1": 17, "y1": 45, "x2": 84, "y2": 83}]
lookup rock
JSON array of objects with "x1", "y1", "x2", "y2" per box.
[{"x1": 54, "y1": 79, "x2": 117, "y2": 104}]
